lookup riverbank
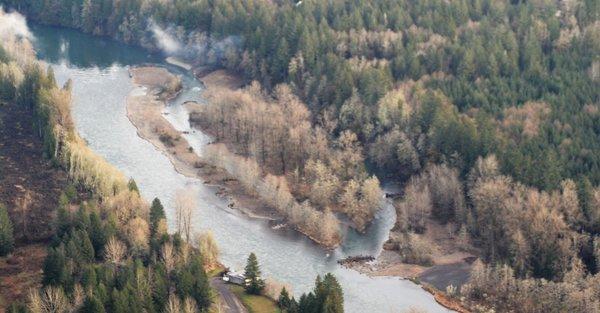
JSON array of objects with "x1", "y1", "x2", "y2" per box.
[
  {"x1": 127, "y1": 65, "x2": 347, "y2": 249},
  {"x1": 348, "y1": 237, "x2": 474, "y2": 281},
  {"x1": 340, "y1": 218, "x2": 476, "y2": 312},
  {"x1": 126, "y1": 66, "x2": 280, "y2": 221}
]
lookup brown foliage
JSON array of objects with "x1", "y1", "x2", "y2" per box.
[
  {"x1": 468, "y1": 174, "x2": 578, "y2": 280},
  {"x1": 502, "y1": 101, "x2": 551, "y2": 140},
  {"x1": 462, "y1": 261, "x2": 600, "y2": 313},
  {"x1": 195, "y1": 81, "x2": 383, "y2": 234}
]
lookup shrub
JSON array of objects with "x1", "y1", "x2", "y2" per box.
[{"x1": 0, "y1": 204, "x2": 14, "y2": 256}]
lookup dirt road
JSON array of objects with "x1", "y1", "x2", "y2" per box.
[{"x1": 210, "y1": 278, "x2": 248, "y2": 313}]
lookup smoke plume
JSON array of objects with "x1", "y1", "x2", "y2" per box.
[
  {"x1": 149, "y1": 20, "x2": 181, "y2": 54},
  {"x1": 0, "y1": 7, "x2": 33, "y2": 40}
]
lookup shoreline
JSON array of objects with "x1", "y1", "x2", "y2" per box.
[
  {"x1": 125, "y1": 66, "x2": 343, "y2": 249},
  {"x1": 126, "y1": 67, "x2": 467, "y2": 312},
  {"x1": 125, "y1": 66, "x2": 279, "y2": 222},
  {"x1": 125, "y1": 65, "x2": 469, "y2": 311},
  {"x1": 340, "y1": 249, "x2": 471, "y2": 312}
]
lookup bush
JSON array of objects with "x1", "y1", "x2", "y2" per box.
[
  {"x1": 394, "y1": 233, "x2": 435, "y2": 266},
  {"x1": 159, "y1": 133, "x2": 177, "y2": 147}
]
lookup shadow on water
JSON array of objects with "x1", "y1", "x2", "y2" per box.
[{"x1": 30, "y1": 23, "x2": 162, "y2": 68}]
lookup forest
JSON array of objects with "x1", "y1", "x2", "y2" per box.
[
  {"x1": 0, "y1": 0, "x2": 599, "y2": 312},
  {"x1": 0, "y1": 19, "x2": 345, "y2": 313}
]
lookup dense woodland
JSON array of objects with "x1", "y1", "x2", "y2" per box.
[
  {"x1": 1, "y1": 0, "x2": 599, "y2": 311},
  {"x1": 197, "y1": 83, "x2": 382, "y2": 246},
  {"x1": 0, "y1": 21, "x2": 344, "y2": 312}
]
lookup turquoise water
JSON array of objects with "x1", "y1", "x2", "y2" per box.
[{"x1": 30, "y1": 23, "x2": 451, "y2": 313}]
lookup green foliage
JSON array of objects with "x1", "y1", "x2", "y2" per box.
[
  {"x1": 244, "y1": 252, "x2": 265, "y2": 295},
  {"x1": 127, "y1": 179, "x2": 139, "y2": 194},
  {"x1": 277, "y1": 287, "x2": 297, "y2": 312},
  {"x1": 295, "y1": 273, "x2": 343, "y2": 313},
  {"x1": 89, "y1": 211, "x2": 107, "y2": 256},
  {"x1": 149, "y1": 198, "x2": 165, "y2": 237},
  {"x1": 42, "y1": 245, "x2": 69, "y2": 286},
  {"x1": 81, "y1": 296, "x2": 106, "y2": 313},
  {"x1": 0, "y1": 54, "x2": 215, "y2": 310},
  {"x1": 7, "y1": 0, "x2": 600, "y2": 192},
  {"x1": 0, "y1": 204, "x2": 14, "y2": 256}
]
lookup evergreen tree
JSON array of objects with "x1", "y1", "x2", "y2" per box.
[
  {"x1": 149, "y1": 198, "x2": 165, "y2": 237},
  {"x1": 110, "y1": 288, "x2": 129, "y2": 313},
  {"x1": 244, "y1": 252, "x2": 265, "y2": 295},
  {"x1": 55, "y1": 197, "x2": 71, "y2": 237},
  {"x1": 74, "y1": 206, "x2": 91, "y2": 231},
  {"x1": 151, "y1": 263, "x2": 169, "y2": 311},
  {"x1": 89, "y1": 211, "x2": 106, "y2": 256},
  {"x1": 80, "y1": 296, "x2": 106, "y2": 313},
  {"x1": 190, "y1": 256, "x2": 212, "y2": 310},
  {"x1": 127, "y1": 179, "x2": 139, "y2": 194},
  {"x1": 320, "y1": 274, "x2": 343, "y2": 313},
  {"x1": 0, "y1": 204, "x2": 14, "y2": 256},
  {"x1": 82, "y1": 266, "x2": 97, "y2": 288},
  {"x1": 278, "y1": 287, "x2": 292, "y2": 310},
  {"x1": 298, "y1": 292, "x2": 317, "y2": 313},
  {"x1": 43, "y1": 246, "x2": 68, "y2": 286},
  {"x1": 78, "y1": 229, "x2": 95, "y2": 262}
]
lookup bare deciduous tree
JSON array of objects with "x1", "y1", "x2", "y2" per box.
[
  {"x1": 161, "y1": 242, "x2": 176, "y2": 273},
  {"x1": 165, "y1": 293, "x2": 181, "y2": 313},
  {"x1": 126, "y1": 217, "x2": 149, "y2": 254},
  {"x1": 175, "y1": 188, "x2": 196, "y2": 243},
  {"x1": 104, "y1": 237, "x2": 126, "y2": 265},
  {"x1": 396, "y1": 177, "x2": 431, "y2": 233},
  {"x1": 196, "y1": 231, "x2": 219, "y2": 269},
  {"x1": 182, "y1": 297, "x2": 198, "y2": 313},
  {"x1": 28, "y1": 287, "x2": 70, "y2": 313}
]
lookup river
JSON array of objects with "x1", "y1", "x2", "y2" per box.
[{"x1": 30, "y1": 23, "x2": 450, "y2": 313}]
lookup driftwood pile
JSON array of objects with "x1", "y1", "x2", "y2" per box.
[{"x1": 337, "y1": 255, "x2": 375, "y2": 266}]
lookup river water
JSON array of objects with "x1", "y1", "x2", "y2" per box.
[{"x1": 30, "y1": 23, "x2": 450, "y2": 313}]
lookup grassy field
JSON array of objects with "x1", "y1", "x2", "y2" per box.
[{"x1": 229, "y1": 285, "x2": 281, "y2": 313}]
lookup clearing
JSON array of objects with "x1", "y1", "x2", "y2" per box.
[{"x1": 0, "y1": 102, "x2": 69, "y2": 309}]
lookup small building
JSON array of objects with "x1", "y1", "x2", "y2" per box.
[{"x1": 222, "y1": 271, "x2": 249, "y2": 286}]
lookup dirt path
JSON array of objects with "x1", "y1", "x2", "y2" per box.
[
  {"x1": 419, "y1": 262, "x2": 473, "y2": 290},
  {"x1": 210, "y1": 278, "x2": 248, "y2": 313}
]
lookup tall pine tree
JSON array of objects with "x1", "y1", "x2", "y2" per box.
[{"x1": 244, "y1": 252, "x2": 265, "y2": 295}]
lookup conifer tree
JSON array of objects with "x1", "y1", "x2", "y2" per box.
[
  {"x1": 43, "y1": 246, "x2": 68, "y2": 286},
  {"x1": 89, "y1": 211, "x2": 106, "y2": 256},
  {"x1": 190, "y1": 256, "x2": 212, "y2": 310},
  {"x1": 278, "y1": 287, "x2": 292, "y2": 310},
  {"x1": 244, "y1": 252, "x2": 265, "y2": 295},
  {"x1": 78, "y1": 230, "x2": 95, "y2": 262},
  {"x1": 0, "y1": 204, "x2": 14, "y2": 256},
  {"x1": 149, "y1": 198, "x2": 166, "y2": 237},
  {"x1": 81, "y1": 296, "x2": 106, "y2": 313},
  {"x1": 127, "y1": 179, "x2": 139, "y2": 194}
]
